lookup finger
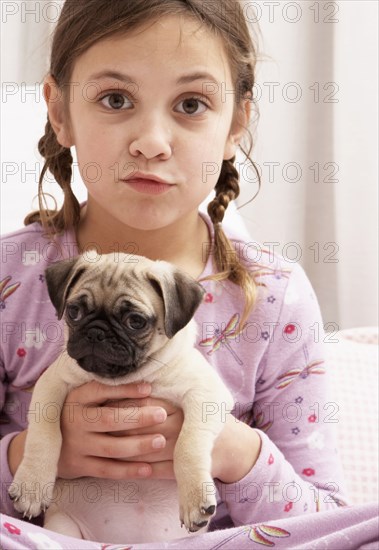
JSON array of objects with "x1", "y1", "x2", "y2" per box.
[
  {"x1": 62, "y1": 457, "x2": 154, "y2": 480},
  {"x1": 84, "y1": 405, "x2": 168, "y2": 433},
  {"x1": 136, "y1": 397, "x2": 178, "y2": 415},
  {"x1": 125, "y1": 409, "x2": 182, "y2": 437},
  {"x1": 107, "y1": 396, "x2": 178, "y2": 415},
  {"x1": 65, "y1": 381, "x2": 152, "y2": 405},
  {"x1": 126, "y1": 438, "x2": 176, "y2": 463},
  {"x1": 149, "y1": 460, "x2": 175, "y2": 480},
  {"x1": 84, "y1": 433, "x2": 167, "y2": 459}
]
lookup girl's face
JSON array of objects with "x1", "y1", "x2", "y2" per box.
[{"x1": 48, "y1": 15, "x2": 249, "y2": 231}]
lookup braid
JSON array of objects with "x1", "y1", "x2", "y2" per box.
[
  {"x1": 24, "y1": 117, "x2": 80, "y2": 236},
  {"x1": 208, "y1": 158, "x2": 240, "y2": 226},
  {"x1": 203, "y1": 157, "x2": 258, "y2": 333}
]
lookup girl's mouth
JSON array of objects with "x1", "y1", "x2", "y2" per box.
[{"x1": 122, "y1": 178, "x2": 173, "y2": 195}]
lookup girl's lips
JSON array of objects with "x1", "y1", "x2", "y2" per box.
[{"x1": 123, "y1": 178, "x2": 173, "y2": 195}]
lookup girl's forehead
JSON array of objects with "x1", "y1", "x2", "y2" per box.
[{"x1": 70, "y1": 14, "x2": 232, "y2": 84}]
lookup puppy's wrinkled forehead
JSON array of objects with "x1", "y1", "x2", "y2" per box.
[
  {"x1": 46, "y1": 252, "x2": 205, "y2": 338},
  {"x1": 68, "y1": 256, "x2": 161, "y2": 314}
]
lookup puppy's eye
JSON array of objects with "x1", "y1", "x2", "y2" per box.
[
  {"x1": 123, "y1": 313, "x2": 147, "y2": 331},
  {"x1": 67, "y1": 304, "x2": 82, "y2": 322}
]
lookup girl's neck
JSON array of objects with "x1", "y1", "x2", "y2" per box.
[{"x1": 75, "y1": 201, "x2": 211, "y2": 279}]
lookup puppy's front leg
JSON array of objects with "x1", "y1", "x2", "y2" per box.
[
  {"x1": 174, "y1": 376, "x2": 234, "y2": 533},
  {"x1": 8, "y1": 357, "x2": 71, "y2": 518}
]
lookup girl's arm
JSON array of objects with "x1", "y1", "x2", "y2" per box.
[
  {"x1": 211, "y1": 263, "x2": 350, "y2": 526},
  {"x1": 7, "y1": 430, "x2": 27, "y2": 475},
  {"x1": 211, "y1": 416, "x2": 262, "y2": 483}
]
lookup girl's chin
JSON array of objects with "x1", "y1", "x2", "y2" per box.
[
  {"x1": 112, "y1": 214, "x2": 178, "y2": 232},
  {"x1": 82, "y1": 198, "x2": 198, "y2": 233}
]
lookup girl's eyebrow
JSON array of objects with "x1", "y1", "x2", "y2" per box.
[
  {"x1": 176, "y1": 71, "x2": 220, "y2": 87},
  {"x1": 85, "y1": 70, "x2": 220, "y2": 87},
  {"x1": 86, "y1": 70, "x2": 134, "y2": 84}
]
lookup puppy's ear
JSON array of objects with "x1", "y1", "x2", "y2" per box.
[
  {"x1": 148, "y1": 267, "x2": 205, "y2": 338},
  {"x1": 45, "y1": 257, "x2": 85, "y2": 319}
]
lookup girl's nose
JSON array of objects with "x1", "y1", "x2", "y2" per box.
[{"x1": 129, "y1": 117, "x2": 173, "y2": 160}]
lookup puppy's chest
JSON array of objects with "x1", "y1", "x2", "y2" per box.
[{"x1": 48, "y1": 478, "x2": 188, "y2": 543}]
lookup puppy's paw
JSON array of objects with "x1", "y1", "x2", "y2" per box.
[
  {"x1": 9, "y1": 463, "x2": 56, "y2": 518},
  {"x1": 179, "y1": 478, "x2": 217, "y2": 533}
]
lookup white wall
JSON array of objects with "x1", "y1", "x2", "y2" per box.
[{"x1": 236, "y1": 1, "x2": 378, "y2": 329}]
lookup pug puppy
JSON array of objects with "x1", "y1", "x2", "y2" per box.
[{"x1": 9, "y1": 254, "x2": 234, "y2": 544}]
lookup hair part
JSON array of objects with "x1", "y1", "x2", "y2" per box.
[{"x1": 25, "y1": 0, "x2": 262, "y2": 331}]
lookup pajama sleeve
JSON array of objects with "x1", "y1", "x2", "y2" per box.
[
  {"x1": 214, "y1": 262, "x2": 350, "y2": 526},
  {"x1": 0, "y1": 433, "x2": 22, "y2": 516},
  {"x1": 0, "y1": 358, "x2": 22, "y2": 517}
]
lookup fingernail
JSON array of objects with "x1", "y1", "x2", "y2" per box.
[
  {"x1": 154, "y1": 409, "x2": 167, "y2": 423},
  {"x1": 152, "y1": 436, "x2": 166, "y2": 449},
  {"x1": 138, "y1": 465, "x2": 151, "y2": 477},
  {"x1": 137, "y1": 382, "x2": 151, "y2": 394}
]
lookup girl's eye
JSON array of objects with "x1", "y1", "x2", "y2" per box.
[
  {"x1": 99, "y1": 93, "x2": 132, "y2": 110},
  {"x1": 176, "y1": 97, "x2": 208, "y2": 116}
]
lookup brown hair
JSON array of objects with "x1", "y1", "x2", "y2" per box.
[{"x1": 25, "y1": 0, "x2": 262, "y2": 331}]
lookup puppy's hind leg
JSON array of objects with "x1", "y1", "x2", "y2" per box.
[{"x1": 44, "y1": 505, "x2": 83, "y2": 539}]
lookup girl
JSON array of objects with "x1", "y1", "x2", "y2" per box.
[{"x1": 1, "y1": 1, "x2": 378, "y2": 548}]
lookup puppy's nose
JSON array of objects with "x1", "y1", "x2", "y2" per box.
[{"x1": 86, "y1": 327, "x2": 106, "y2": 343}]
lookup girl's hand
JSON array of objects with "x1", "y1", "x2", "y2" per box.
[
  {"x1": 58, "y1": 381, "x2": 184, "y2": 480},
  {"x1": 9, "y1": 386, "x2": 259, "y2": 486},
  {"x1": 211, "y1": 415, "x2": 262, "y2": 483}
]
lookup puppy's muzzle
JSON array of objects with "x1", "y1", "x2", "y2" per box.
[
  {"x1": 67, "y1": 323, "x2": 140, "y2": 379},
  {"x1": 86, "y1": 327, "x2": 106, "y2": 343}
]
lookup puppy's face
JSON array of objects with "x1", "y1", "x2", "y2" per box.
[
  {"x1": 58, "y1": 260, "x2": 165, "y2": 379},
  {"x1": 45, "y1": 254, "x2": 204, "y2": 379}
]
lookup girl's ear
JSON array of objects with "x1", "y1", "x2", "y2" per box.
[
  {"x1": 43, "y1": 74, "x2": 74, "y2": 148},
  {"x1": 224, "y1": 97, "x2": 252, "y2": 160}
]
